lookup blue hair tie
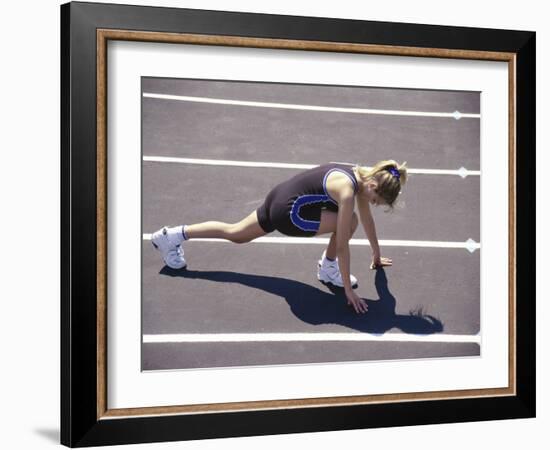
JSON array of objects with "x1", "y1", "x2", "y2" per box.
[{"x1": 388, "y1": 167, "x2": 400, "y2": 180}]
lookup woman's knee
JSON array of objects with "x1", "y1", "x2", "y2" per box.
[
  {"x1": 317, "y1": 210, "x2": 357, "y2": 236},
  {"x1": 230, "y1": 234, "x2": 250, "y2": 244},
  {"x1": 227, "y1": 213, "x2": 266, "y2": 243},
  {"x1": 226, "y1": 225, "x2": 249, "y2": 243}
]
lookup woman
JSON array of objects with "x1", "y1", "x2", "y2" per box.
[{"x1": 152, "y1": 160, "x2": 408, "y2": 314}]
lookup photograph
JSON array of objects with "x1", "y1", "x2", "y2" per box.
[
  {"x1": 141, "y1": 77, "x2": 481, "y2": 371},
  {"x1": 59, "y1": 2, "x2": 536, "y2": 446}
]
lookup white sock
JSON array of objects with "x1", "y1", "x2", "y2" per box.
[
  {"x1": 166, "y1": 225, "x2": 185, "y2": 245},
  {"x1": 322, "y1": 254, "x2": 338, "y2": 268}
]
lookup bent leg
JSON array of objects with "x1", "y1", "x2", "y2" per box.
[
  {"x1": 315, "y1": 210, "x2": 359, "y2": 260},
  {"x1": 185, "y1": 210, "x2": 267, "y2": 243}
]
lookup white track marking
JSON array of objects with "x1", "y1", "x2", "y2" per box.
[
  {"x1": 143, "y1": 93, "x2": 481, "y2": 119},
  {"x1": 142, "y1": 156, "x2": 480, "y2": 177},
  {"x1": 143, "y1": 234, "x2": 480, "y2": 251},
  {"x1": 143, "y1": 332, "x2": 481, "y2": 345},
  {"x1": 143, "y1": 156, "x2": 314, "y2": 170}
]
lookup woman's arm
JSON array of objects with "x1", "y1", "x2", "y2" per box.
[
  {"x1": 356, "y1": 195, "x2": 393, "y2": 269},
  {"x1": 335, "y1": 191, "x2": 355, "y2": 293},
  {"x1": 356, "y1": 195, "x2": 381, "y2": 258},
  {"x1": 336, "y1": 191, "x2": 368, "y2": 313}
]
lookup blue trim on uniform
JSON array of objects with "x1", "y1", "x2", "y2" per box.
[
  {"x1": 322, "y1": 168, "x2": 358, "y2": 204},
  {"x1": 290, "y1": 194, "x2": 328, "y2": 232}
]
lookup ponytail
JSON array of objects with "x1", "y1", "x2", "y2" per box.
[{"x1": 355, "y1": 160, "x2": 408, "y2": 208}]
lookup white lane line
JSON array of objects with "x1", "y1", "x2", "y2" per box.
[
  {"x1": 143, "y1": 93, "x2": 481, "y2": 119},
  {"x1": 143, "y1": 332, "x2": 481, "y2": 345},
  {"x1": 144, "y1": 156, "x2": 314, "y2": 170},
  {"x1": 143, "y1": 234, "x2": 480, "y2": 251},
  {"x1": 142, "y1": 156, "x2": 481, "y2": 177}
]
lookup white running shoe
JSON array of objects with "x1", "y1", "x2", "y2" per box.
[
  {"x1": 151, "y1": 226, "x2": 187, "y2": 269},
  {"x1": 317, "y1": 251, "x2": 358, "y2": 288}
]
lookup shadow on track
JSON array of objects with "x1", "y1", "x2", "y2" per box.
[{"x1": 160, "y1": 267, "x2": 443, "y2": 335}]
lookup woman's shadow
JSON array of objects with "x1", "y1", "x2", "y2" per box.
[{"x1": 160, "y1": 267, "x2": 443, "y2": 335}]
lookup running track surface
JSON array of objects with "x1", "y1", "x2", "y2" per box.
[{"x1": 140, "y1": 77, "x2": 480, "y2": 370}]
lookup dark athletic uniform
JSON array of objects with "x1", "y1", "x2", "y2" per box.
[{"x1": 256, "y1": 163, "x2": 359, "y2": 237}]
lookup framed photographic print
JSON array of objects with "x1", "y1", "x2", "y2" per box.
[{"x1": 61, "y1": 1, "x2": 535, "y2": 447}]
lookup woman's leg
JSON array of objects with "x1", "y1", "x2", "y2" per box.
[
  {"x1": 315, "y1": 210, "x2": 359, "y2": 288},
  {"x1": 315, "y1": 210, "x2": 359, "y2": 259},
  {"x1": 152, "y1": 210, "x2": 267, "y2": 269},
  {"x1": 185, "y1": 210, "x2": 268, "y2": 243}
]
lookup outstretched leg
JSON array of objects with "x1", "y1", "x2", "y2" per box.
[
  {"x1": 185, "y1": 210, "x2": 267, "y2": 243},
  {"x1": 152, "y1": 211, "x2": 268, "y2": 269}
]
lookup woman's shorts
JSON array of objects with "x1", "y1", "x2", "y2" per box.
[{"x1": 256, "y1": 187, "x2": 337, "y2": 237}]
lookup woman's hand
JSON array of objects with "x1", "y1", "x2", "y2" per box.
[
  {"x1": 345, "y1": 289, "x2": 368, "y2": 314},
  {"x1": 370, "y1": 254, "x2": 393, "y2": 270}
]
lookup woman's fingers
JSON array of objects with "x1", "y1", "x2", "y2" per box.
[
  {"x1": 355, "y1": 298, "x2": 368, "y2": 314},
  {"x1": 348, "y1": 300, "x2": 359, "y2": 314},
  {"x1": 373, "y1": 257, "x2": 393, "y2": 267},
  {"x1": 347, "y1": 295, "x2": 368, "y2": 314},
  {"x1": 370, "y1": 258, "x2": 393, "y2": 269}
]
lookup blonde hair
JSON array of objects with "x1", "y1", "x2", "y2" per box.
[{"x1": 355, "y1": 160, "x2": 408, "y2": 208}]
